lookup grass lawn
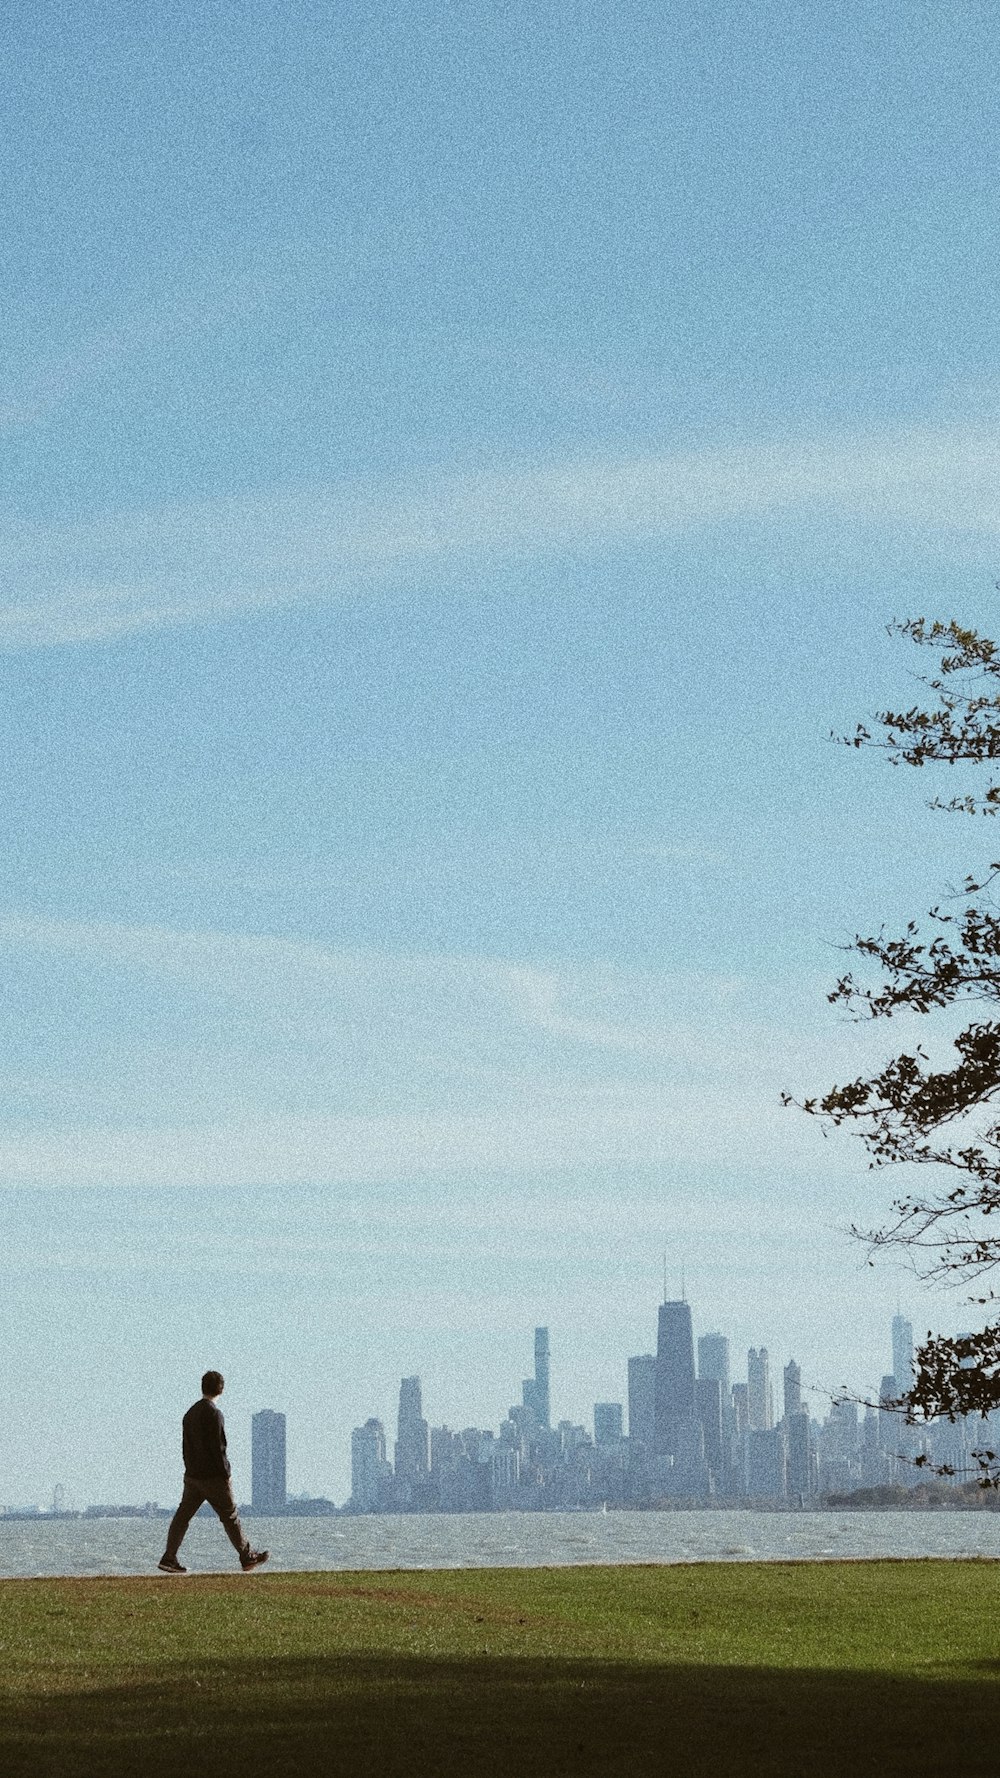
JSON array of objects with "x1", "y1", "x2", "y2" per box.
[{"x1": 1, "y1": 1560, "x2": 998, "y2": 1776}]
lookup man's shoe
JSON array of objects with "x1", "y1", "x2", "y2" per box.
[
  {"x1": 157, "y1": 1556, "x2": 187, "y2": 1574},
  {"x1": 240, "y1": 1548, "x2": 270, "y2": 1571}
]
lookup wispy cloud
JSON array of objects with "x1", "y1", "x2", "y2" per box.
[
  {"x1": 0, "y1": 910, "x2": 756, "y2": 1062},
  {"x1": 0, "y1": 1089, "x2": 800, "y2": 1190},
  {"x1": 0, "y1": 910, "x2": 909, "y2": 1190},
  {"x1": 0, "y1": 268, "x2": 283, "y2": 434},
  {"x1": 4, "y1": 421, "x2": 1000, "y2": 649}
]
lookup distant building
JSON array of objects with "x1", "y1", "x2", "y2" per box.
[
  {"x1": 431, "y1": 1425, "x2": 461, "y2": 1476},
  {"x1": 783, "y1": 1359, "x2": 802, "y2": 1421},
  {"x1": 395, "y1": 1376, "x2": 430, "y2": 1490},
  {"x1": 876, "y1": 1372, "x2": 918, "y2": 1469},
  {"x1": 827, "y1": 1396, "x2": 859, "y2": 1461},
  {"x1": 351, "y1": 1418, "x2": 392, "y2": 1512},
  {"x1": 818, "y1": 1396, "x2": 862, "y2": 1493},
  {"x1": 251, "y1": 1409, "x2": 287, "y2": 1513},
  {"x1": 747, "y1": 1426, "x2": 786, "y2": 1499},
  {"x1": 628, "y1": 1354, "x2": 656, "y2": 1446},
  {"x1": 594, "y1": 1402, "x2": 623, "y2": 1445},
  {"x1": 892, "y1": 1315, "x2": 914, "y2": 1389},
  {"x1": 662, "y1": 1414, "x2": 709, "y2": 1498},
  {"x1": 492, "y1": 1444, "x2": 520, "y2": 1503},
  {"x1": 698, "y1": 1333, "x2": 732, "y2": 1433},
  {"x1": 747, "y1": 1348, "x2": 773, "y2": 1430},
  {"x1": 655, "y1": 1300, "x2": 697, "y2": 1456},
  {"x1": 558, "y1": 1420, "x2": 591, "y2": 1455},
  {"x1": 877, "y1": 1374, "x2": 900, "y2": 1452},
  {"x1": 695, "y1": 1375, "x2": 722, "y2": 1482},
  {"x1": 785, "y1": 1410, "x2": 816, "y2": 1500},
  {"x1": 522, "y1": 1327, "x2": 551, "y2": 1428}
]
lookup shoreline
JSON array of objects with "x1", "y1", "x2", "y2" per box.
[{"x1": 3, "y1": 1549, "x2": 1000, "y2": 1587}]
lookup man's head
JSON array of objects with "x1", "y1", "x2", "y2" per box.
[{"x1": 201, "y1": 1370, "x2": 225, "y2": 1399}]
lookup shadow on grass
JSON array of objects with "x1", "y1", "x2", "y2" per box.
[{"x1": 3, "y1": 1652, "x2": 995, "y2": 1778}]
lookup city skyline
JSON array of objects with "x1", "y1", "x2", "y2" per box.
[
  {"x1": 11, "y1": 1304, "x2": 955, "y2": 1516},
  {"x1": 0, "y1": 1148, "x2": 955, "y2": 1507},
  {"x1": 0, "y1": 1172, "x2": 950, "y2": 1505},
  {"x1": 3, "y1": 1290, "x2": 937, "y2": 1514},
  {"x1": 340, "y1": 1308, "x2": 934, "y2": 1514}
]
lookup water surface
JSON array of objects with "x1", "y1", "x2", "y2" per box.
[{"x1": 2, "y1": 1509, "x2": 998, "y2": 1579}]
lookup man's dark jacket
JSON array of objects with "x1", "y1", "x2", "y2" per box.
[{"x1": 182, "y1": 1397, "x2": 231, "y2": 1480}]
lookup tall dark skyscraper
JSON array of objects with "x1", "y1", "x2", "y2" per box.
[
  {"x1": 522, "y1": 1326, "x2": 550, "y2": 1428},
  {"x1": 394, "y1": 1376, "x2": 430, "y2": 1485},
  {"x1": 251, "y1": 1409, "x2": 287, "y2": 1512},
  {"x1": 655, "y1": 1299, "x2": 696, "y2": 1455}
]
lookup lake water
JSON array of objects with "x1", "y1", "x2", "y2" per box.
[{"x1": 2, "y1": 1509, "x2": 999, "y2": 1578}]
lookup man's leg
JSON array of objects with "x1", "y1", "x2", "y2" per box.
[
  {"x1": 162, "y1": 1478, "x2": 205, "y2": 1562},
  {"x1": 199, "y1": 1476, "x2": 250, "y2": 1559}
]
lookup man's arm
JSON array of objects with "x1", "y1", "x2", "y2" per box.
[{"x1": 213, "y1": 1405, "x2": 231, "y2": 1475}]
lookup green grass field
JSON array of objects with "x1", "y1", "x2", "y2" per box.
[{"x1": 2, "y1": 1561, "x2": 998, "y2": 1776}]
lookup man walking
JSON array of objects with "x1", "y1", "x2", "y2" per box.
[{"x1": 158, "y1": 1370, "x2": 269, "y2": 1574}]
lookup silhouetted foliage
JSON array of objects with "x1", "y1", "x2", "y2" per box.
[{"x1": 792, "y1": 618, "x2": 1000, "y2": 1475}]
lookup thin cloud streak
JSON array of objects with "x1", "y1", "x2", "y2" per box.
[
  {"x1": 3, "y1": 422, "x2": 1000, "y2": 648},
  {"x1": 0, "y1": 266, "x2": 293, "y2": 434},
  {"x1": 0, "y1": 1087, "x2": 824, "y2": 1189},
  {"x1": 0, "y1": 909, "x2": 910, "y2": 1191},
  {"x1": 0, "y1": 910, "x2": 756, "y2": 1061},
  {"x1": 0, "y1": 906, "x2": 901, "y2": 1096},
  {"x1": 0, "y1": 1192, "x2": 819, "y2": 1276}
]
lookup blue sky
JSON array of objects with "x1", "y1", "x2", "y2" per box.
[{"x1": 3, "y1": 1, "x2": 1000, "y2": 1506}]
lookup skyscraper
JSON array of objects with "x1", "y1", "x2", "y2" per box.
[
  {"x1": 698, "y1": 1333, "x2": 731, "y2": 1429},
  {"x1": 878, "y1": 1374, "x2": 901, "y2": 1455},
  {"x1": 251, "y1": 1409, "x2": 287, "y2": 1513},
  {"x1": 827, "y1": 1396, "x2": 859, "y2": 1462},
  {"x1": 594, "y1": 1402, "x2": 623, "y2": 1444},
  {"x1": 786, "y1": 1411, "x2": 816, "y2": 1500},
  {"x1": 747, "y1": 1426, "x2": 786, "y2": 1499},
  {"x1": 892, "y1": 1315, "x2": 914, "y2": 1388},
  {"x1": 783, "y1": 1359, "x2": 802, "y2": 1421},
  {"x1": 535, "y1": 1326, "x2": 550, "y2": 1428},
  {"x1": 522, "y1": 1326, "x2": 551, "y2": 1428},
  {"x1": 747, "y1": 1348, "x2": 773, "y2": 1430},
  {"x1": 655, "y1": 1299, "x2": 696, "y2": 1455},
  {"x1": 695, "y1": 1375, "x2": 723, "y2": 1480},
  {"x1": 395, "y1": 1376, "x2": 430, "y2": 1486},
  {"x1": 351, "y1": 1417, "x2": 391, "y2": 1512},
  {"x1": 628, "y1": 1354, "x2": 656, "y2": 1446}
]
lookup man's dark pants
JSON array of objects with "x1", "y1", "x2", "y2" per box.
[{"x1": 164, "y1": 1476, "x2": 249, "y2": 1561}]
